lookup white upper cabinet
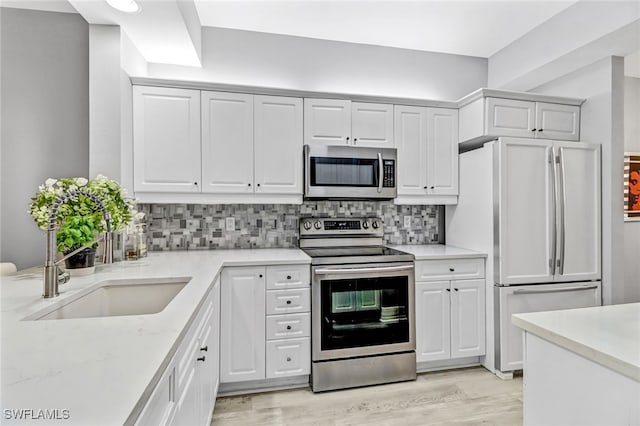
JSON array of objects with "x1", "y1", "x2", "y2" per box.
[
  {"x1": 351, "y1": 102, "x2": 394, "y2": 148},
  {"x1": 394, "y1": 105, "x2": 458, "y2": 204},
  {"x1": 304, "y1": 99, "x2": 394, "y2": 148},
  {"x1": 254, "y1": 95, "x2": 303, "y2": 194},
  {"x1": 458, "y1": 90, "x2": 582, "y2": 148},
  {"x1": 304, "y1": 99, "x2": 351, "y2": 145},
  {"x1": 133, "y1": 86, "x2": 201, "y2": 193},
  {"x1": 201, "y1": 92, "x2": 254, "y2": 193}
]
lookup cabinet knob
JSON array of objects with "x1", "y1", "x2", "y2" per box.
[
  {"x1": 454, "y1": 288, "x2": 459, "y2": 292},
  {"x1": 353, "y1": 138, "x2": 357, "y2": 144},
  {"x1": 286, "y1": 275, "x2": 292, "y2": 280},
  {"x1": 538, "y1": 128, "x2": 543, "y2": 132},
  {"x1": 449, "y1": 268, "x2": 455, "y2": 272},
  {"x1": 346, "y1": 137, "x2": 350, "y2": 143},
  {"x1": 248, "y1": 183, "x2": 251, "y2": 187},
  {"x1": 200, "y1": 346, "x2": 208, "y2": 352},
  {"x1": 286, "y1": 300, "x2": 292, "y2": 305},
  {"x1": 446, "y1": 288, "x2": 451, "y2": 292},
  {"x1": 259, "y1": 274, "x2": 263, "y2": 278},
  {"x1": 194, "y1": 182, "x2": 198, "y2": 186},
  {"x1": 257, "y1": 183, "x2": 261, "y2": 187},
  {"x1": 423, "y1": 186, "x2": 428, "y2": 189},
  {"x1": 286, "y1": 325, "x2": 292, "y2": 330},
  {"x1": 286, "y1": 357, "x2": 292, "y2": 362},
  {"x1": 430, "y1": 186, "x2": 435, "y2": 189},
  {"x1": 197, "y1": 356, "x2": 206, "y2": 362},
  {"x1": 531, "y1": 128, "x2": 537, "y2": 132}
]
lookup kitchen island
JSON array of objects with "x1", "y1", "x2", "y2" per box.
[{"x1": 513, "y1": 303, "x2": 640, "y2": 426}]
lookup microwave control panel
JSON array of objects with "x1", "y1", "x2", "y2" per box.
[{"x1": 383, "y1": 160, "x2": 395, "y2": 187}]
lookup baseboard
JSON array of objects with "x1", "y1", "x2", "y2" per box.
[
  {"x1": 417, "y1": 356, "x2": 481, "y2": 373},
  {"x1": 218, "y1": 375, "x2": 310, "y2": 396}
]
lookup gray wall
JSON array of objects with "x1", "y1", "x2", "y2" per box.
[
  {"x1": 147, "y1": 27, "x2": 487, "y2": 101},
  {"x1": 1, "y1": 8, "x2": 89, "y2": 269},
  {"x1": 624, "y1": 76, "x2": 640, "y2": 302}
]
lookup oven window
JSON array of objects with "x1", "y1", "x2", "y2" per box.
[
  {"x1": 310, "y1": 157, "x2": 379, "y2": 187},
  {"x1": 320, "y1": 276, "x2": 409, "y2": 351}
]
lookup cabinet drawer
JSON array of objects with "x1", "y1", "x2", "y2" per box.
[
  {"x1": 266, "y1": 337, "x2": 310, "y2": 379},
  {"x1": 266, "y1": 288, "x2": 310, "y2": 315},
  {"x1": 266, "y1": 264, "x2": 310, "y2": 290},
  {"x1": 266, "y1": 313, "x2": 310, "y2": 340},
  {"x1": 416, "y1": 258, "x2": 485, "y2": 281}
]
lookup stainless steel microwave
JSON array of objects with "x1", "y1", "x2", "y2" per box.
[{"x1": 304, "y1": 145, "x2": 397, "y2": 200}]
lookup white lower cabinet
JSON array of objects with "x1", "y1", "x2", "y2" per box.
[
  {"x1": 220, "y1": 264, "x2": 311, "y2": 384},
  {"x1": 136, "y1": 279, "x2": 220, "y2": 426},
  {"x1": 415, "y1": 258, "x2": 485, "y2": 364}
]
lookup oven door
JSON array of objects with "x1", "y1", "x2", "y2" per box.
[
  {"x1": 304, "y1": 144, "x2": 397, "y2": 199},
  {"x1": 312, "y1": 262, "x2": 415, "y2": 361}
]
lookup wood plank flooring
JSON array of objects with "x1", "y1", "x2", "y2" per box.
[{"x1": 211, "y1": 367, "x2": 523, "y2": 425}]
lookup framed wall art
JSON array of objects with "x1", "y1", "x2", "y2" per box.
[{"x1": 624, "y1": 152, "x2": 640, "y2": 221}]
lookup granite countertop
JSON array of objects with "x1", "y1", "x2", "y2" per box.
[
  {"x1": 513, "y1": 303, "x2": 640, "y2": 382},
  {"x1": 0, "y1": 249, "x2": 310, "y2": 425},
  {"x1": 390, "y1": 244, "x2": 487, "y2": 260}
]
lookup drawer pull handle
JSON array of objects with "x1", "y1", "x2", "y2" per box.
[
  {"x1": 200, "y1": 346, "x2": 208, "y2": 352},
  {"x1": 197, "y1": 356, "x2": 206, "y2": 362},
  {"x1": 286, "y1": 325, "x2": 292, "y2": 330},
  {"x1": 287, "y1": 275, "x2": 292, "y2": 280},
  {"x1": 286, "y1": 357, "x2": 292, "y2": 362},
  {"x1": 286, "y1": 300, "x2": 292, "y2": 305},
  {"x1": 449, "y1": 268, "x2": 455, "y2": 272}
]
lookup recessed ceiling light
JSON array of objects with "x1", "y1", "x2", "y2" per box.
[{"x1": 105, "y1": 0, "x2": 140, "y2": 13}]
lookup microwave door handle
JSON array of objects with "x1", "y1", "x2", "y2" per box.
[{"x1": 377, "y1": 152, "x2": 383, "y2": 193}]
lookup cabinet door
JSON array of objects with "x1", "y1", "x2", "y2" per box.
[
  {"x1": 198, "y1": 292, "x2": 217, "y2": 425},
  {"x1": 201, "y1": 92, "x2": 254, "y2": 193},
  {"x1": 426, "y1": 108, "x2": 458, "y2": 195},
  {"x1": 173, "y1": 350, "x2": 199, "y2": 426},
  {"x1": 536, "y1": 103, "x2": 580, "y2": 141},
  {"x1": 554, "y1": 142, "x2": 601, "y2": 282},
  {"x1": 304, "y1": 98, "x2": 351, "y2": 145},
  {"x1": 450, "y1": 279, "x2": 485, "y2": 358},
  {"x1": 394, "y1": 105, "x2": 427, "y2": 196},
  {"x1": 351, "y1": 102, "x2": 394, "y2": 148},
  {"x1": 133, "y1": 86, "x2": 201, "y2": 193},
  {"x1": 496, "y1": 138, "x2": 555, "y2": 285},
  {"x1": 220, "y1": 267, "x2": 266, "y2": 382},
  {"x1": 486, "y1": 98, "x2": 535, "y2": 138},
  {"x1": 415, "y1": 281, "x2": 450, "y2": 363},
  {"x1": 254, "y1": 95, "x2": 303, "y2": 194},
  {"x1": 266, "y1": 338, "x2": 310, "y2": 379}
]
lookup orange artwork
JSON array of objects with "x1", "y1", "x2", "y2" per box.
[{"x1": 625, "y1": 154, "x2": 640, "y2": 219}]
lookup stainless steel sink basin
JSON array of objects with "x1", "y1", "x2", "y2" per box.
[{"x1": 29, "y1": 278, "x2": 190, "y2": 320}]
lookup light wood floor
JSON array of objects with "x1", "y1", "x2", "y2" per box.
[{"x1": 211, "y1": 367, "x2": 523, "y2": 425}]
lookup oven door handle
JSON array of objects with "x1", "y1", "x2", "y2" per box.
[{"x1": 315, "y1": 265, "x2": 414, "y2": 275}]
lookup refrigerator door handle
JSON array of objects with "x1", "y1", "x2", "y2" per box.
[
  {"x1": 513, "y1": 284, "x2": 599, "y2": 295},
  {"x1": 557, "y1": 147, "x2": 566, "y2": 275},
  {"x1": 549, "y1": 147, "x2": 557, "y2": 276}
]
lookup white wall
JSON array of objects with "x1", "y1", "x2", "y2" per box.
[
  {"x1": 531, "y1": 57, "x2": 625, "y2": 305},
  {"x1": 624, "y1": 76, "x2": 640, "y2": 302},
  {"x1": 147, "y1": 27, "x2": 487, "y2": 101},
  {"x1": 0, "y1": 7, "x2": 89, "y2": 270}
]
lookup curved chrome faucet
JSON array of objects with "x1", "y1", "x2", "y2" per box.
[{"x1": 43, "y1": 189, "x2": 113, "y2": 298}]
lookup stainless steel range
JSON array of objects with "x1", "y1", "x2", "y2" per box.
[{"x1": 299, "y1": 217, "x2": 416, "y2": 392}]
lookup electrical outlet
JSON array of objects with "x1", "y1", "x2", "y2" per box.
[
  {"x1": 225, "y1": 217, "x2": 235, "y2": 231},
  {"x1": 403, "y1": 216, "x2": 411, "y2": 228}
]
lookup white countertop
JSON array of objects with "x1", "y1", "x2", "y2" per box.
[
  {"x1": 390, "y1": 244, "x2": 487, "y2": 260},
  {"x1": 513, "y1": 303, "x2": 640, "y2": 382},
  {"x1": 0, "y1": 249, "x2": 309, "y2": 425}
]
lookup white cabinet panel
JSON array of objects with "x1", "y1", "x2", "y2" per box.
[
  {"x1": 486, "y1": 98, "x2": 535, "y2": 138},
  {"x1": 554, "y1": 142, "x2": 601, "y2": 282},
  {"x1": 304, "y1": 98, "x2": 351, "y2": 145},
  {"x1": 201, "y1": 92, "x2": 254, "y2": 193},
  {"x1": 496, "y1": 139, "x2": 555, "y2": 285},
  {"x1": 416, "y1": 281, "x2": 450, "y2": 362},
  {"x1": 426, "y1": 108, "x2": 458, "y2": 196},
  {"x1": 265, "y1": 264, "x2": 310, "y2": 290},
  {"x1": 266, "y1": 313, "x2": 311, "y2": 340},
  {"x1": 395, "y1": 105, "x2": 427, "y2": 196},
  {"x1": 351, "y1": 102, "x2": 394, "y2": 148},
  {"x1": 266, "y1": 288, "x2": 311, "y2": 315},
  {"x1": 254, "y1": 95, "x2": 303, "y2": 194},
  {"x1": 133, "y1": 86, "x2": 201, "y2": 193},
  {"x1": 220, "y1": 267, "x2": 266, "y2": 383},
  {"x1": 450, "y1": 280, "x2": 485, "y2": 359},
  {"x1": 536, "y1": 103, "x2": 580, "y2": 141},
  {"x1": 415, "y1": 258, "x2": 485, "y2": 282},
  {"x1": 135, "y1": 365, "x2": 175, "y2": 426},
  {"x1": 266, "y1": 338, "x2": 311, "y2": 379}
]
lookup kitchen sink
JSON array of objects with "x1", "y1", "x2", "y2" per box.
[{"x1": 28, "y1": 278, "x2": 190, "y2": 320}]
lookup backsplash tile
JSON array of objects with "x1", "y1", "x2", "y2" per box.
[{"x1": 139, "y1": 202, "x2": 442, "y2": 251}]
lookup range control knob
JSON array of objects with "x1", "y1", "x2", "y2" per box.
[
  {"x1": 303, "y1": 221, "x2": 312, "y2": 231},
  {"x1": 314, "y1": 221, "x2": 322, "y2": 230},
  {"x1": 372, "y1": 220, "x2": 380, "y2": 229},
  {"x1": 362, "y1": 221, "x2": 370, "y2": 229}
]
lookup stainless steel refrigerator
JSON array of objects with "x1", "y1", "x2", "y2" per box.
[{"x1": 446, "y1": 137, "x2": 602, "y2": 377}]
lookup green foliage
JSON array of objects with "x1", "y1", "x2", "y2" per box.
[{"x1": 29, "y1": 175, "x2": 136, "y2": 253}]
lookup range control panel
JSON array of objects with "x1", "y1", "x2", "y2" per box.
[
  {"x1": 383, "y1": 160, "x2": 395, "y2": 188},
  {"x1": 300, "y1": 217, "x2": 383, "y2": 237}
]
